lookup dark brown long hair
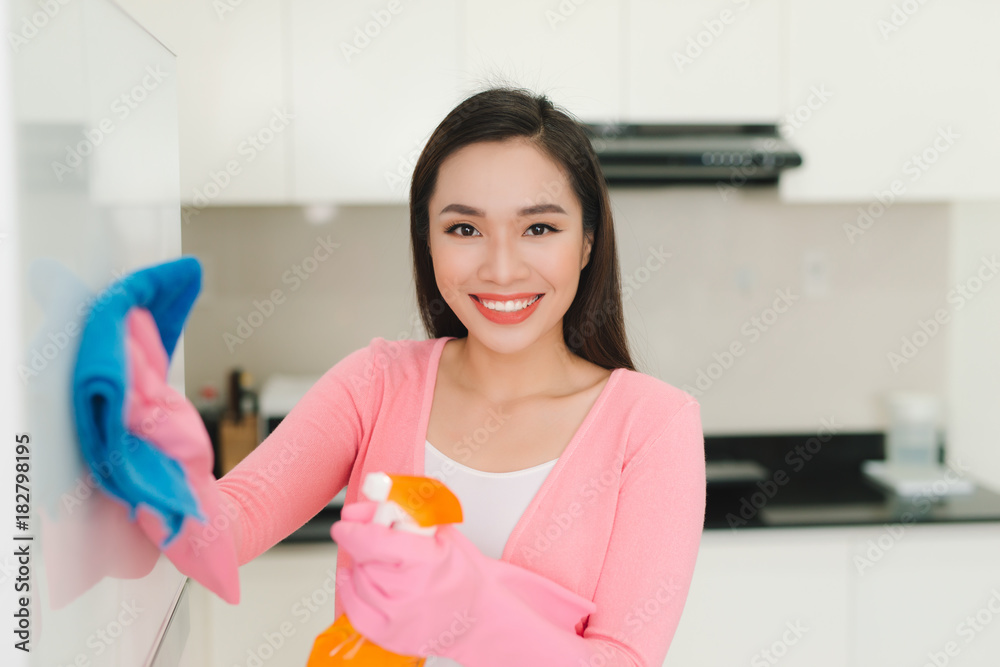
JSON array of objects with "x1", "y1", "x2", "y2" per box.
[{"x1": 409, "y1": 86, "x2": 635, "y2": 372}]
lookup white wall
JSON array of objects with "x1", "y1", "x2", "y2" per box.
[{"x1": 180, "y1": 189, "x2": 951, "y2": 436}]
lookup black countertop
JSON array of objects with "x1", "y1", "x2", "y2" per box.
[
  {"x1": 281, "y1": 431, "x2": 1000, "y2": 543},
  {"x1": 705, "y1": 464, "x2": 1000, "y2": 530},
  {"x1": 703, "y1": 431, "x2": 1000, "y2": 529}
]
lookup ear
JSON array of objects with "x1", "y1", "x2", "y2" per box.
[{"x1": 581, "y1": 233, "x2": 594, "y2": 270}]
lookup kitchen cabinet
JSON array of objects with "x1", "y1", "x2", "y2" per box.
[
  {"x1": 780, "y1": 1, "x2": 1000, "y2": 201},
  {"x1": 850, "y1": 523, "x2": 1000, "y2": 666},
  {"x1": 10, "y1": 0, "x2": 88, "y2": 124},
  {"x1": 626, "y1": 0, "x2": 783, "y2": 123},
  {"x1": 667, "y1": 522, "x2": 1000, "y2": 667},
  {"x1": 462, "y1": 0, "x2": 622, "y2": 122},
  {"x1": 289, "y1": 0, "x2": 461, "y2": 203},
  {"x1": 116, "y1": 1, "x2": 997, "y2": 205},
  {"x1": 114, "y1": 0, "x2": 291, "y2": 205},
  {"x1": 665, "y1": 528, "x2": 851, "y2": 667},
  {"x1": 176, "y1": 0, "x2": 290, "y2": 205},
  {"x1": 189, "y1": 543, "x2": 342, "y2": 667}
]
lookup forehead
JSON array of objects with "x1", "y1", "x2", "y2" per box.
[{"x1": 431, "y1": 139, "x2": 578, "y2": 215}]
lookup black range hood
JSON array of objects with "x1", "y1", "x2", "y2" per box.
[{"x1": 582, "y1": 123, "x2": 803, "y2": 186}]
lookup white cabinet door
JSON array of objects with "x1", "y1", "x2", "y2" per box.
[
  {"x1": 665, "y1": 528, "x2": 851, "y2": 667},
  {"x1": 113, "y1": 0, "x2": 290, "y2": 205},
  {"x1": 177, "y1": 0, "x2": 290, "y2": 205},
  {"x1": 627, "y1": 0, "x2": 782, "y2": 123},
  {"x1": 850, "y1": 523, "x2": 1000, "y2": 667},
  {"x1": 290, "y1": 0, "x2": 461, "y2": 204},
  {"x1": 461, "y1": 0, "x2": 623, "y2": 122},
  {"x1": 781, "y1": 1, "x2": 1000, "y2": 202},
  {"x1": 200, "y1": 543, "x2": 342, "y2": 666}
]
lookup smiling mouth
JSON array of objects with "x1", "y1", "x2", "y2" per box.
[{"x1": 471, "y1": 294, "x2": 544, "y2": 312}]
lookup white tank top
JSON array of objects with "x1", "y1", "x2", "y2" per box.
[{"x1": 422, "y1": 439, "x2": 557, "y2": 666}]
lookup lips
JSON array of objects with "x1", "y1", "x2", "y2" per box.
[{"x1": 469, "y1": 293, "x2": 544, "y2": 323}]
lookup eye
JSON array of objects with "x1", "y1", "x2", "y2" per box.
[
  {"x1": 526, "y1": 223, "x2": 558, "y2": 236},
  {"x1": 444, "y1": 223, "x2": 480, "y2": 237}
]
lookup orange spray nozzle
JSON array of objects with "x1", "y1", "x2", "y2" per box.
[{"x1": 362, "y1": 472, "x2": 463, "y2": 528}]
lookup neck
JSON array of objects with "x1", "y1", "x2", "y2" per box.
[{"x1": 452, "y1": 326, "x2": 581, "y2": 403}]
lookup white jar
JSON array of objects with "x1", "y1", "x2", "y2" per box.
[{"x1": 885, "y1": 391, "x2": 942, "y2": 467}]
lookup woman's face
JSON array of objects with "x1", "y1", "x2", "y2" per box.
[{"x1": 427, "y1": 138, "x2": 592, "y2": 355}]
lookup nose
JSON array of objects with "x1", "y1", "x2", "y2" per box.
[{"x1": 478, "y1": 232, "x2": 530, "y2": 285}]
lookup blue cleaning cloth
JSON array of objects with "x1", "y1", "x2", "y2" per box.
[{"x1": 72, "y1": 255, "x2": 206, "y2": 545}]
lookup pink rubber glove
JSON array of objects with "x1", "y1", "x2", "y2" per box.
[
  {"x1": 331, "y1": 500, "x2": 597, "y2": 666},
  {"x1": 125, "y1": 307, "x2": 241, "y2": 604}
]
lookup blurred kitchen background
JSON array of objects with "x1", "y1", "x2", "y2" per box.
[{"x1": 6, "y1": 0, "x2": 1000, "y2": 665}]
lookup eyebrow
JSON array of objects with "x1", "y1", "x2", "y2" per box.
[{"x1": 438, "y1": 203, "x2": 568, "y2": 217}]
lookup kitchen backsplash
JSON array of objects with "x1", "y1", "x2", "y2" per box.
[{"x1": 181, "y1": 187, "x2": 950, "y2": 435}]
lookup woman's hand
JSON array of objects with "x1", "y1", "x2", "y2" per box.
[
  {"x1": 331, "y1": 500, "x2": 483, "y2": 657},
  {"x1": 331, "y1": 499, "x2": 597, "y2": 665}
]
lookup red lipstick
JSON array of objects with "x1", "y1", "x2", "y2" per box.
[{"x1": 469, "y1": 293, "x2": 544, "y2": 324}]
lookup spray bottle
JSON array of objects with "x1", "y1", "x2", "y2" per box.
[{"x1": 306, "y1": 472, "x2": 463, "y2": 665}]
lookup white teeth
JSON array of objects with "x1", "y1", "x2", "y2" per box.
[{"x1": 479, "y1": 295, "x2": 540, "y2": 312}]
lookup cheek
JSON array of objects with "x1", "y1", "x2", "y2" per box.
[
  {"x1": 541, "y1": 249, "x2": 584, "y2": 286},
  {"x1": 431, "y1": 249, "x2": 472, "y2": 302}
]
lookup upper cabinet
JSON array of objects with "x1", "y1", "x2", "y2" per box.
[
  {"x1": 289, "y1": 0, "x2": 461, "y2": 204},
  {"x1": 461, "y1": 0, "x2": 623, "y2": 122},
  {"x1": 117, "y1": 0, "x2": 998, "y2": 205},
  {"x1": 627, "y1": 0, "x2": 782, "y2": 123},
  {"x1": 175, "y1": 0, "x2": 290, "y2": 205},
  {"x1": 780, "y1": 1, "x2": 1000, "y2": 201}
]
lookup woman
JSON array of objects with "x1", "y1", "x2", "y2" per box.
[{"x1": 217, "y1": 87, "x2": 706, "y2": 666}]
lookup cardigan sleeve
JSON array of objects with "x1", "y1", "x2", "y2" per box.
[
  {"x1": 580, "y1": 399, "x2": 706, "y2": 666},
  {"x1": 214, "y1": 341, "x2": 376, "y2": 565}
]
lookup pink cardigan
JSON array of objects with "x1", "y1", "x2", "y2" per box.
[{"x1": 216, "y1": 336, "x2": 706, "y2": 666}]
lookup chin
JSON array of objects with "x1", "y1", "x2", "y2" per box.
[{"x1": 465, "y1": 323, "x2": 542, "y2": 354}]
